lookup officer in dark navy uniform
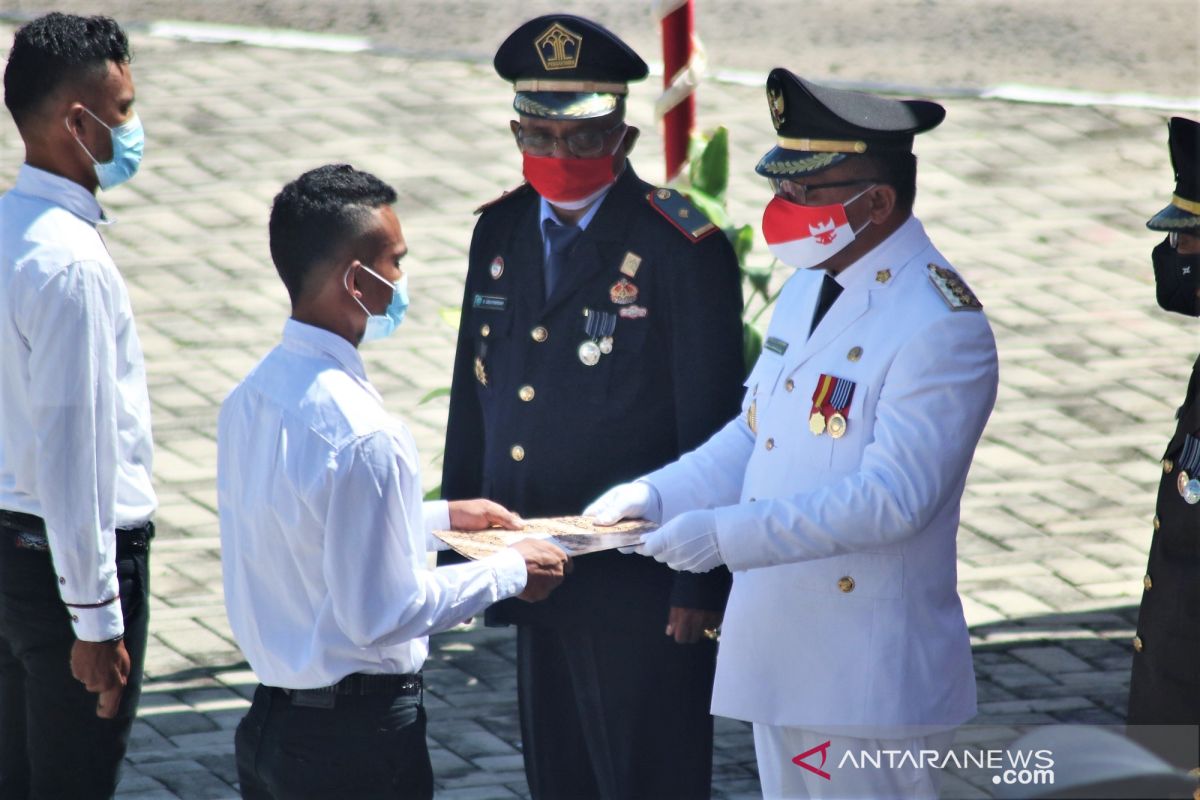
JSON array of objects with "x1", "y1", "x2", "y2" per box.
[
  {"x1": 441, "y1": 13, "x2": 744, "y2": 799},
  {"x1": 1127, "y1": 116, "x2": 1200, "y2": 773}
]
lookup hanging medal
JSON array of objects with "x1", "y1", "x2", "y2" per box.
[
  {"x1": 809, "y1": 373, "x2": 856, "y2": 438},
  {"x1": 1176, "y1": 434, "x2": 1200, "y2": 504},
  {"x1": 579, "y1": 308, "x2": 617, "y2": 367}
]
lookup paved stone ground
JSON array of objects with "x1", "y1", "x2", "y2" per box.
[{"x1": 0, "y1": 20, "x2": 1194, "y2": 800}]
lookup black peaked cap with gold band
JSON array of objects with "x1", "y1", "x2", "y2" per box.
[
  {"x1": 755, "y1": 69, "x2": 945, "y2": 178},
  {"x1": 494, "y1": 14, "x2": 648, "y2": 121},
  {"x1": 1147, "y1": 116, "x2": 1200, "y2": 232}
]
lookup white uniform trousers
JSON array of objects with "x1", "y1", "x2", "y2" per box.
[{"x1": 753, "y1": 724, "x2": 955, "y2": 799}]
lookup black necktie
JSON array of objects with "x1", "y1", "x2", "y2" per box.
[
  {"x1": 809, "y1": 273, "x2": 843, "y2": 335},
  {"x1": 543, "y1": 219, "x2": 582, "y2": 300}
]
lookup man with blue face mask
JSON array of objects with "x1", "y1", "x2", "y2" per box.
[
  {"x1": 218, "y1": 164, "x2": 571, "y2": 799},
  {"x1": 0, "y1": 13, "x2": 154, "y2": 799},
  {"x1": 590, "y1": 71, "x2": 1001, "y2": 799}
]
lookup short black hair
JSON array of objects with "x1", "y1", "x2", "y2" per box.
[
  {"x1": 3, "y1": 13, "x2": 130, "y2": 127},
  {"x1": 269, "y1": 164, "x2": 398, "y2": 304}
]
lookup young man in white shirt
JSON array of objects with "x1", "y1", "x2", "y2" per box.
[
  {"x1": 0, "y1": 13, "x2": 155, "y2": 799},
  {"x1": 219, "y1": 164, "x2": 570, "y2": 800}
]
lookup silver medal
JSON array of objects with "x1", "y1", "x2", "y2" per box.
[
  {"x1": 599, "y1": 336, "x2": 613, "y2": 355},
  {"x1": 1184, "y1": 478, "x2": 1200, "y2": 505},
  {"x1": 578, "y1": 340, "x2": 601, "y2": 366}
]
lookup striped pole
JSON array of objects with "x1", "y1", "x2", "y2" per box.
[{"x1": 654, "y1": 0, "x2": 704, "y2": 182}]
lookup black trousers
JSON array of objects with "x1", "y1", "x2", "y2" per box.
[
  {"x1": 0, "y1": 536, "x2": 150, "y2": 800},
  {"x1": 517, "y1": 624, "x2": 718, "y2": 800},
  {"x1": 236, "y1": 684, "x2": 434, "y2": 800}
]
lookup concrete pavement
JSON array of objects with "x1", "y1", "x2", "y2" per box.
[{"x1": 0, "y1": 20, "x2": 1192, "y2": 799}]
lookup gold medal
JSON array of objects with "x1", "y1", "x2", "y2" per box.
[
  {"x1": 474, "y1": 356, "x2": 488, "y2": 386},
  {"x1": 828, "y1": 412, "x2": 847, "y2": 439},
  {"x1": 809, "y1": 411, "x2": 826, "y2": 436},
  {"x1": 598, "y1": 336, "x2": 613, "y2": 355},
  {"x1": 747, "y1": 400, "x2": 758, "y2": 434},
  {"x1": 578, "y1": 340, "x2": 601, "y2": 366}
]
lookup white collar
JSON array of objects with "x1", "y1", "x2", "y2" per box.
[{"x1": 14, "y1": 163, "x2": 107, "y2": 226}]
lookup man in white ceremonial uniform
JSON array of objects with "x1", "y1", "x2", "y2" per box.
[
  {"x1": 219, "y1": 164, "x2": 570, "y2": 800},
  {"x1": 588, "y1": 71, "x2": 999, "y2": 799}
]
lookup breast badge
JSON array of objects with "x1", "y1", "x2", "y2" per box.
[
  {"x1": 609, "y1": 278, "x2": 639, "y2": 305},
  {"x1": 489, "y1": 256, "x2": 505, "y2": 279},
  {"x1": 810, "y1": 373, "x2": 856, "y2": 439}
]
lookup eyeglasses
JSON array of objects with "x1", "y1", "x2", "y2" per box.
[
  {"x1": 515, "y1": 122, "x2": 625, "y2": 158},
  {"x1": 769, "y1": 178, "x2": 882, "y2": 205}
]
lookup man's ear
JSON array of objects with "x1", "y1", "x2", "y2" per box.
[
  {"x1": 865, "y1": 184, "x2": 896, "y2": 224},
  {"x1": 621, "y1": 126, "x2": 640, "y2": 157}
]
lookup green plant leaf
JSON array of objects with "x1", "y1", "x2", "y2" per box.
[
  {"x1": 419, "y1": 387, "x2": 451, "y2": 404},
  {"x1": 729, "y1": 223, "x2": 754, "y2": 267},
  {"x1": 689, "y1": 126, "x2": 729, "y2": 200},
  {"x1": 438, "y1": 306, "x2": 461, "y2": 330},
  {"x1": 742, "y1": 321, "x2": 764, "y2": 379},
  {"x1": 423, "y1": 484, "x2": 442, "y2": 501},
  {"x1": 680, "y1": 187, "x2": 730, "y2": 229}
]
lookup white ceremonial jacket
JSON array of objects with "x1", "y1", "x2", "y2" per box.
[{"x1": 645, "y1": 216, "x2": 999, "y2": 732}]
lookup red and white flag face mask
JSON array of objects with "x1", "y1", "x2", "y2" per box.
[{"x1": 761, "y1": 186, "x2": 872, "y2": 269}]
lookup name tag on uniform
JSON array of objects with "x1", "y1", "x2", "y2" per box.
[
  {"x1": 765, "y1": 336, "x2": 789, "y2": 355},
  {"x1": 473, "y1": 294, "x2": 507, "y2": 311}
]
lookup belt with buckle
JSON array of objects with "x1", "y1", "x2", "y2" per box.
[
  {"x1": 0, "y1": 510, "x2": 154, "y2": 552},
  {"x1": 276, "y1": 673, "x2": 422, "y2": 709}
]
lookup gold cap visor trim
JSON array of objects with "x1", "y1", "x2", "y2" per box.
[
  {"x1": 514, "y1": 79, "x2": 628, "y2": 95},
  {"x1": 777, "y1": 136, "x2": 868, "y2": 154},
  {"x1": 1171, "y1": 194, "x2": 1200, "y2": 215}
]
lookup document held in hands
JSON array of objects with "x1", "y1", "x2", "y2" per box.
[{"x1": 434, "y1": 516, "x2": 657, "y2": 560}]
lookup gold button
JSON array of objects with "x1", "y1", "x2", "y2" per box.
[
  {"x1": 785, "y1": 379, "x2": 795, "y2": 392},
  {"x1": 1132, "y1": 635, "x2": 1143, "y2": 653},
  {"x1": 1163, "y1": 459, "x2": 1174, "y2": 474},
  {"x1": 510, "y1": 445, "x2": 525, "y2": 462},
  {"x1": 1143, "y1": 574, "x2": 1153, "y2": 591},
  {"x1": 837, "y1": 576, "x2": 855, "y2": 593},
  {"x1": 1153, "y1": 515, "x2": 1160, "y2": 531},
  {"x1": 480, "y1": 324, "x2": 491, "y2": 337},
  {"x1": 765, "y1": 438, "x2": 775, "y2": 451},
  {"x1": 531, "y1": 326, "x2": 548, "y2": 343},
  {"x1": 847, "y1": 346, "x2": 863, "y2": 362},
  {"x1": 518, "y1": 385, "x2": 535, "y2": 402}
]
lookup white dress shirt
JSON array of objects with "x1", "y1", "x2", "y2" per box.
[
  {"x1": 218, "y1": 319, "x2": 528, "y2": 689},
  {"x1": 0, "y1": 164, "x2": 156, "y2": 642}
]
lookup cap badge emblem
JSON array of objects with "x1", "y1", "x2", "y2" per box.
[
  {"x1": 768, "y1": 88, "x2": 786, "y2": 130},
  {"x1": 535, "y1": 23, "x2": 583, "y2": 71}
]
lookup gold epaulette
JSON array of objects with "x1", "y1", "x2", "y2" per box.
[{"x1": 927, "y1": 264, "x2": 982, "y2": 311}]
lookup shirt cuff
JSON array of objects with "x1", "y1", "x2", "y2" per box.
[
  {"x1": 713, "y1": 504, "x2": 755, "y2": 573},
  {"x1": 484, "y1": 546, "x2": 528, "y2": 599},
  {"x1": 69, "y1": 600, "x2": 125, "y2": 642},
  {"x1": 422, "y1": 500, "x2": 451, "y2": 551}
]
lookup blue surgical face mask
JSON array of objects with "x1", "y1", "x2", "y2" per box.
[
  {"x1": 68, "y1": 107, "x2": 145, "y2": 190},
  {"x1": 347, "y1": 263, "x2": 409, "y2": 343}
]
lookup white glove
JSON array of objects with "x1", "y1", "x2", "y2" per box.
[
  {"x1": 637, "y1": 509, "x2": 724, "y2": 573},
  {"x1": 583, "y1": 480, "x2": 662, "y2": 526}
]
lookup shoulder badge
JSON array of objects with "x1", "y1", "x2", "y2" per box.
[
  {"x1": 927, "y1": 264, "x2": 982, "y2": 311},
  {"x1": 474, "y1": 182, "x2": 534, "y2": 215},
  {"x1": 646, "y1": 188, "x2": 718, "y2": 243}
]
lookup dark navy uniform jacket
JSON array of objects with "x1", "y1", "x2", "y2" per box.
[
  {"x1": 441, "y1": 165, "x2": 743, "y2": 632},
  {"x1": 1129, "y1": 352, "x2": 1200, "y2": 755}
]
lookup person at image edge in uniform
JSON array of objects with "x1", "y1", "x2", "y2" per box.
[
  {"x1": 1126, "y1": 115, "x2": 1200, "y2": 774},
  {"x1": 589, "y1": 70, "x2": 1000, "y2": 799},
  {"x1": 440, "y1": 13, "x2": 744, "y2": 800},
  {"x1": 1, "y1": 14, "x2": 155, "y2": 799},
  {"x1": 219, "y1": 164, "x2": 569, "y2": 800}
]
